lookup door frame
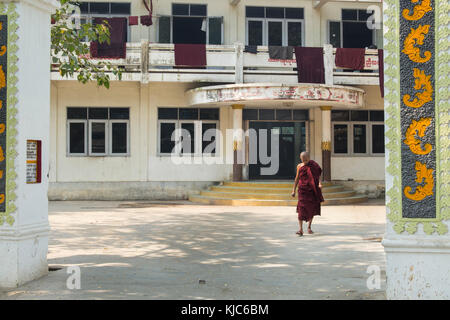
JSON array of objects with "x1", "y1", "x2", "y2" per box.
[{"x1": 245, "y1": 120, "x2": 308, "y2": 180}]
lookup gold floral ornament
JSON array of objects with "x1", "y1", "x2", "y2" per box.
[
  {"x1": 404, "y1": 117, "x2": 433, "y2": 155},
  {"x1": 402, "y1": 0, "x2": 432, "y2": 21},
  {"x1": 0, "y1": 65, "x2": 5, "y2": 89},
  {"x1": 402, "y1": 25, "x2": 432, "y2": 63},
  {"x1": 404, "y1": 161, "x2": 434, "y2": 201},
  {"x1": 403, "y1": 68, "x2": 433, "y2": 108}
]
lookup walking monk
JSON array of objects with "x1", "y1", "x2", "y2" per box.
[{"x1": 291, "y1": 152, "x2": 324, "y2": 236}]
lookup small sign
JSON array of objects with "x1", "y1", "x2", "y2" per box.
[{"x1": 26, "y1": 140, "x2": 41, "y2": 184}]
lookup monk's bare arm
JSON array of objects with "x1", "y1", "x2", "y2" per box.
[{"x1": 291, "y1": 164, "x2": 302, "y2": 197}]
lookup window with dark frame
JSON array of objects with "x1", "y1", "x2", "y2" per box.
[
  {"x1": 71, "y1": 2, "x2": 131, "y2": 41},
  {"x1": 157, "y1": 107, "x2": 219, "y2": 155},
  {"x1": 158, "y1": 4, "x2": 223, "y2": 45},
  {"x1": 67, "y1": 107, "x2": 130, "y2": 156},
  {"x1": 243, "y1": 108, "x2": 309, "y2": 121},
  {"x1": 328, "y1": 8, "x2": 377, "y2": 48}
]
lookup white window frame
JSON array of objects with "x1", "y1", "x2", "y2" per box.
[
  {"x1": 179, "y1": 120, "x2": 197, "y2": 156},
  {"x1": 157, "y1": 120, "x2": 178, "y2": 156},
  {"x1": 332, "y1": 122, "x2": 350, "y2": 155},
  {"x1": 67, "y1": 120, "x2": 88, "y2": 156},
  {"x1": 88, "y1": 120, "x2": 108, "y2": 156},
  {"x1": 285, "y1": 19, "x2": 305, "y2": 47},
  {"x1": 369, "y1": 122, "x2": 385, "y2": 155},
  {"x1": 266, "y1": 18, "x2": 285, "y2": 46},
  {"x1": 332, "y1": 121, "x2": 385, "y2": 157},
  {"x1": 245, "y1": 18, "x2": 265, "y2": 46},
  {"x1": 246, "y1": 18, "x2": 305, "y2": 46},
  {"x1": 157, "y1": 119, "x2": 220, "y2": 157},
  {"x1": 351, "y1": 122, "x2": 369, "y2": 155},
  {"x1": 201, "y1": 120, "x2": 220, "y2": 156},
  {"x1": 109, "y1": 119, "x2": 130, "y2": 156}
]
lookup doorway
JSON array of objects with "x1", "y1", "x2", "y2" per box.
[{"x1": 249, "y1": 121, "x2": 306, "y2": 180}]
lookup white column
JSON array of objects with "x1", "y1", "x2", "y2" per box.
[
  {"x1": 320, "y1": 106, "x2": 332, "y2": 181},
  {"x1": 232, "y1": 104, "x2": 244, "y2": 181},
  {"x1": 323, "y1": 44, "x2": 334, "y2": 86},
  {"x1": 0, "y1": 0, "x2": 59, "y2": 288}
]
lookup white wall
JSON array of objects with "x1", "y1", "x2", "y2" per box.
[{"x1": 51, "y1": 81, "x2": 233, "y2": 183}]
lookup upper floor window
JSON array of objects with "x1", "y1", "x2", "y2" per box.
[
  {"x1": 328, "y1": 8, "x2": 381, "y2": 48},
  {"x1": 245, "y1": 6, "x2": 304, "y2": 46},
  {"x1": 158, "y1": 4, "x2": 223, "y2": 45},
  {"x1": 72, "y1": 2, "x2": 131, "y2": 41},
  {"x1": 332, "y1": 110, "x2": 384, "y2": 156},
  {"x1": 67, "y1": 107, "x2": 130, "y2": 157}
]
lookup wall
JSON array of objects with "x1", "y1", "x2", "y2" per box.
[
  {"x1": 331, "y1": 85, "x2": 385, "y2": 181},
  {"x1": 50, "y1": 81, "x2": 233, "y2": 186}
]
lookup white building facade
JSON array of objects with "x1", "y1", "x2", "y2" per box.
[{"x1": 49, "y1": 0, "x2": 385, "y2": 200}]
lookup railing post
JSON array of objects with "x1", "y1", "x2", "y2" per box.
[
  {"x1": 141, "y1": 39, "x2": 149, "y2": 84},
  {"x1": 323, "y1": 44, "x2": 334, "y2": 85},
  {"x1": 234, "y1": 42, "x2": 244, "y2": 84}
]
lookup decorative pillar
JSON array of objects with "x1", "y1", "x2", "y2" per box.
[
  {"x1": 232, "y1": 104, "x2": 244, "y2": 181},
  {"x1": 383, "y1": 0, "x2": 449, "y2": 299},
  {"x1": 0, "y1": 0, "x2": 59, "y2": 288},
  {"x1": 320, "y1": 106, "x2": 332, "y2": 181}
]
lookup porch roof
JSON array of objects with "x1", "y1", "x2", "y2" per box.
[{"x1": 185, "y1": 83, "x2": 365, "y2": 109}]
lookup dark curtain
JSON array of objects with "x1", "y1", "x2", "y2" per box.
[
  {"x1": 294, "y1": 47, "x2": 325, "y2": 84},
  {"x1": 90, "y1": 17, "x2": 127, "y2": 59}
]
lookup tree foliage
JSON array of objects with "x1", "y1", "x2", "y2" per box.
[{"x1": 51, "y1": 0, "x2": 122, "y2": 88}]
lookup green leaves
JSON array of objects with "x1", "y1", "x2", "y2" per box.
[{"x1": 51, "y1": 0, "x2": 122, "y2": 88}]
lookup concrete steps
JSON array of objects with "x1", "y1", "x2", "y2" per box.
[{"x1": 189, "y1": 181, "x2": 368, "y2": 206}]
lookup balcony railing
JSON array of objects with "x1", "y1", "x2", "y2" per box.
[{"x1": 51, "y1": 42, "x2": 380, "y2": 86}]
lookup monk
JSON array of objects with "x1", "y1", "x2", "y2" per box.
[{"x1": 291, "y1": 152, "x2": 324, "y2": 236}]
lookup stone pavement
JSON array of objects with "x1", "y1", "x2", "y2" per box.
[{"x1": 0, "y1": 200, "x2": 387, "y2": 300}]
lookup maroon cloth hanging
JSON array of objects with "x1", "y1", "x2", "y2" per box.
[
  {"x1": 174, "y1": 44, "x2": 207, "y2": 67},
  {"x1": 140, "y1": 15, "x2": 153, "y2": 26},
  {"x1": 128, "y1": 16, "x2": 138, "y2": 26},
  {"x1": 141, "y1": 0, "x2": 153, "y2": 26},
  {"x1": 294, "y1": 47, "x2": 325, "y2": 84},
  {"x1": 378, "y1": 49, "x2": 384, "y2": 98},
  {"x1": 90, "y1": 17, "x2": 127, "y2": 59},
  {"x1": 335, "y1": 48, "x2": 366, "y2": 70}
]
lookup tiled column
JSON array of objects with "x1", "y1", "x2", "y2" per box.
[
  {"x1": 320, "y1": 106, "x2": 332, "y2": 181},
  {"x1": 232, "y1": 104, "x2": 244, "y2": 181}
]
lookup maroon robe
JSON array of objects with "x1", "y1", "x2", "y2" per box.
[{"x1": 296, "y1": 160, "x2": 324, "y2": 221}]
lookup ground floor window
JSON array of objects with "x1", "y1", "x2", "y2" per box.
[
  {"x1": 158, "y1": 108, "x2": 219, "y2": 155},
  {"x1": 67, "y1": 107, "x2": 130, "y2": 156},
  {"x1": 332, "y1": 110, "x2": 384, "y2": 156}
]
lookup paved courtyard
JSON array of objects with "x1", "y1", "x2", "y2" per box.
[{"x1": 1, "y1": 200, "x2": 386, "y2": 299}]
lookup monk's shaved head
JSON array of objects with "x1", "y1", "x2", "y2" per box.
[{"x1": 300, "y1": 151, "x2": 310, "y2": 163}]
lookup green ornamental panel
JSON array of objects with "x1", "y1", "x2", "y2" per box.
[
  {"x1": 0, "y1": 3, "x2": 18, "y2": 227},
  {"x1": 385, "y1": 0, "x2": 450, "y2": 235}
]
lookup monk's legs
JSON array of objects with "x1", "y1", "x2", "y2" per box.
[
  {"x1": 296, "y1": 218, "x2": 304, "y2": 236},
  {"x1": 307, "y1": 217, "x2": 314, "y2": 234}
]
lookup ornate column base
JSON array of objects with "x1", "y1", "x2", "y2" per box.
[
  {"x1": 383, "y1": 237, "x2": 450, "y2": 299},
  {"x1": 321, "y1": 141, "x2": 331, "y2": 181}
]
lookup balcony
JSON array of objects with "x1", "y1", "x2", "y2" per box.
[{"x1": 51, "y1": 43, "x2": 380, "y2": 87}]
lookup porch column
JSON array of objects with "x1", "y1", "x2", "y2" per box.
[
  {"x1": 232, "y1": 104, "x2": 244, "y2": 181},
  {"x1": 320, "y1": 106, "x2": 332, "y2": 181},
  {"x1": 0, "y1": 0, "x2": 59, "y2": 288}
]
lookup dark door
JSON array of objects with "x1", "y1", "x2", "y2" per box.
[{"x1": 249, "y1": 122, "x2": 305, "y2": 180}]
